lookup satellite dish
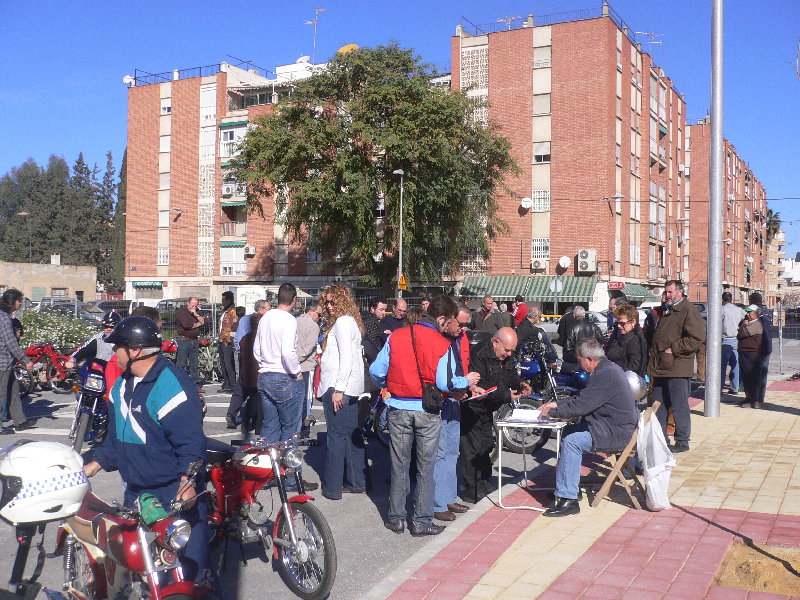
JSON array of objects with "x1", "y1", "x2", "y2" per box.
[
  {"x1": 746, "y1": 256, "x2": 754, "y2": 264},
  {"x1": 520, "y1": 197, "x2": 532, "y2": 210},
  {"x1": 122, "y1": 74, "x2": 134, "y2": 85},
  {"x1": 297, "y1": 55, "x2": 311, "y2": 63},
  {"x1": 337, "y1": 43, "x2": 360, "y2": 54},
  {"x1": 558, "y1": 256, "x2": 571, "y2": 269}
]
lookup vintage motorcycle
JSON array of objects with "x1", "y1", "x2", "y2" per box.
[
  {"x1": 205, "y1": 435, "x2": 336, "y2": 600},
  {"x1": 68, "y1": 358, "x2": 109, "y2": 453},
  {"x1": 55, "y1": 461, "x2": 213, "y2": 600},
  {"x1": 24, "y1": 342, "x2": 76, "y2": 394}
]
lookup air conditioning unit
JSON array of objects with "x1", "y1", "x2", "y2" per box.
[
  {"x1": 577, "y1": 249, "x2": 597, "y2": 273},
  {"x1": 222, "y1": 184, "x2": 236, "y2": 197},
  {"x1": 244, "y1": 244, "x2": 256, "y2": 256},
  {"x1": 531, "y1": 259, "x2": 548, "y2": 272}
]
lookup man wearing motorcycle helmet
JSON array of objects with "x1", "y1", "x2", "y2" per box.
[
  {"x1": 65, "y1": 311, "x2": 121, "y2": 369},
  {"x1": 82, "y1": 316, "x2": 208, "y2": 581}
]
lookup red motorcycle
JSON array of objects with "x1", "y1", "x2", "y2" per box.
[
  {"x1": 55, "y1": 462, "x2": 213, "y2": 600},
  {"x1": 206, "y1": 436, "x2": 336, "y2": 600},
  {"x1": 24, "y1": 342, "x2": 76, "y2": 394}
]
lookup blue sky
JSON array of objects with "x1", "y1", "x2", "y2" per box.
[{"x1": 1, "y1": 1, "x2": 798, "y2": 252}]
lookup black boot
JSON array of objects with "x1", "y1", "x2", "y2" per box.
[{"x1": 543, "y1": 496, "x2": 580, "y2": 517}]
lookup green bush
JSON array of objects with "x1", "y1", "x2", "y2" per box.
[{"x1": 19, "y1": 311, "x2": 97, "y2": 351}]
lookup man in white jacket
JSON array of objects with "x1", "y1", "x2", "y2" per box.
[{"x1": 254, "y1": 283, "x2": 304, "y2": 443}]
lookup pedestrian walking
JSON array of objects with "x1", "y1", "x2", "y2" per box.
[
  {"x1": 318, "y1": 285, "x2": 367, "y2": 500},
  {"x1": 217, "y1": 291, "x2": 238, "y2": 393},
  {"x1": 175, "y1": 297, "x2": 205, "y2": 392}
]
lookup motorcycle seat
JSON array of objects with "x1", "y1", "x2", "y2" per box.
[{"x1": 206, "y1": 437, "x2": 236, "y2": 464}]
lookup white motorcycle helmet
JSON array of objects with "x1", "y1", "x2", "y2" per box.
[
  {"x1": 624, "y1": 371, "x2": 649, "y2": 402},
  {"x1": 0, "y1": 440, "x2": 89, "y2": 525}
]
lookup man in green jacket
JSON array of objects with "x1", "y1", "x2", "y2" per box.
[{"x1": 647, "y1": 280, "x2": 706, "y2": 452}]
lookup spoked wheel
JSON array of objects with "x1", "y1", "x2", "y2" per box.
[
  {"x1": 491, "y1": 397, "x2": 551, "y2": 462},
  {"x1": 13, "y1": 363, "x2": 35, "y2": 397},
  {"x1": 275, "y1": 501, "x2": 337, "y2": 600},
  {"x1": 46, "y1": 359, "x2": 75, "y2": 394},
  {"x1": 371, "y1": 402, "x2": 390, "y2": 448}
]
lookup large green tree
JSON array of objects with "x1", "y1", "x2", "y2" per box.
[
  {"x1": 108, "y1": 150, "x2": 127, "y2": 292},
  {"x1": 233, "y1": 44, "x2": 517, "y2": 289}
]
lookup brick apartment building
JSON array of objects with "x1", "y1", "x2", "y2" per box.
[
  {"x1": 452, "y1": 3, "x2": 768, "y2": 309},
  {"x1": 124, "y1": 60, "x2": 332, "y2": 302}
]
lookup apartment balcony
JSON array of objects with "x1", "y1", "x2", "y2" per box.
[
  {"x1": 220, "y1": 221, "x2": 247, "y2": 238},
  {"x1": 220, "y1": 261, "x2": 247, "y2": 276},
  {"x1": 219, "y1": 141, "x2": 241, "y2": 159},
  {"x1": 648, "y1": 265, "x2": 666, "y2": 280},
  {"x1": 649, "y1": 139, "x2": 658, "y2": 157}
]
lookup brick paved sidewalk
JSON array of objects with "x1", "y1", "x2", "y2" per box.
[{"x1": 380, "y1": 379, "x2": 800, "y2": 600}]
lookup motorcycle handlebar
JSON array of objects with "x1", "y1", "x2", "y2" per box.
[{"x1": 88, "y1": 502, "x2": 123, "y2": 516}]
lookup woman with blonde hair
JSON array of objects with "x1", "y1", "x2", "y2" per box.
[{"x1": 318, "y1": 284, "x2": 367, "y2": 499}]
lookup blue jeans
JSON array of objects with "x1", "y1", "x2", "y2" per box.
[
  {"x1": 320, "y1": 388, "x2": 366, "y2": 498},
  {"x1": 258, "y1": 372, "x2": 303, "y2": 443},
  {"x1": 721, "y1": 338, "x2": 740, "y2": 393},
  {"x1": 555, "y1": 423, "x2": 593, "y2": 500},
  {"x1": 176, "y1": 338, "x2": 200, "y2": 384},
  {"x1": 433, "y1": 399, "x2": 461, "y2": 513},
  {"x1": 387, "y1": 407, "x2": 441, "y2": 527},
  {"x1": 125, "y1": 480, "x2": 208, "y2": 583}
]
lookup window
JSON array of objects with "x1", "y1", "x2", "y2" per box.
[
  {"x1": 159, "y1": 173, "x2": 170, "y2": 190},
  {"x1": 158, "y1": 210, "x2": 169, "y2": 228},
  {"x1": 533, "y1": 142, "x2": 551, "y2": 164},
  {"x1": 244, "y1": 92, "x2": 270, "y2": 107},
  {"x1": 222, "y1": 130, "x2": 235, "y2": 142},
  {"x1": 307, "y1": 245, "x2": 322, "y2": 263},
  {"x1": 274, "y1": 242, "x2": 289, "y2": 264},
  {"x1": 157, "y1": 247, "x2": 169, "y2": 266},
  {"x1": 531, "y1": 237, "x2": 550, "y2": 260},
  {"x1": 531, "y1": 190, "x2": 550, "y2": 212},
  {"x1": 160, "y1": 97, "x2": 171, "y2": 115},
  {"x1": 533, "y1": 46, "x2": 551, "y2": 68},
  {"x1": 533, "y1": 94, "x2": 551, "y2": 115},
  {"x1": 159, "y1": 135, "x2": 171, "y2": 153},
  {"x1": 374, "y1": 196, "x2": 385, "y2": 219},
  {"x1": 51, "y1": 288, "x2": 67, "y2": 297}
]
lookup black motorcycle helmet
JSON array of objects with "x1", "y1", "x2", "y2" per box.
[
  {"x1": 101, "y1": 311, "x2": 122, "y2": 328},
  {"x1": 105, "y1": 316, "x2": 163, "y2": 349}
]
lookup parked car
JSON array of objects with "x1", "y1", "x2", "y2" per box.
[{"x1": 36, "y1": 303, "x2": 103, "y2": 328}]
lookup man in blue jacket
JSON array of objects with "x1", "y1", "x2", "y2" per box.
[
  {"x1": 83, "y1": 316, "x2": 208, "y2": 581},
  {"x1": 539, "y1": 339, "x2": 638, "y2": 517}
]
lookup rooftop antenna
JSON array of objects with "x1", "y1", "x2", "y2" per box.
[
  {"x1": 635, "y1": 31, "x2": 665, "y2": 47},
  {"x1": 304, "y1": 7, "x2": 327, "y2": 64},
  {"x1": 496, "y1": 15, "x2": 521, "y2": 30}
]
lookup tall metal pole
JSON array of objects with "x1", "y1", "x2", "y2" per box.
[
  {"x1": 705, "y1": 0, "x2": 724, "y2": 417},
  {"x1": 393, "y1": 170, "x2": 405, "y2": 298}
]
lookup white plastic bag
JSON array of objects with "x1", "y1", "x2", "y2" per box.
[{"x1": 637, "y1": 410, "x2": 676, "y2": 511}]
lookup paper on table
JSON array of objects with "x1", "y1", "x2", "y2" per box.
[{"x1": 507, "y1": 408, "x2": 542, "y2": 422}]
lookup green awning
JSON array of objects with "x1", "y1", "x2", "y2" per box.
[
  {"x1": 659, "y1": 123, "x2": 668, "y2": 135},
  {"x1": 460, "y1": 275, "x2": 531, "y2": 300},
  {"x1": 220, "y1": 161, "x2": 233, "y2": 168},
  {"x1": 221, "y1": 200, "x2": 247, "y2": 207},
  {"x1": 620, "y1": 283, "x2": 650, "y2": 300},
  {"x1": 220, "y1": 240, "x2": 246, "y2": 248},
  {"x1": 132, "y1": 281, "x2": 163, "y2": 288},
  {"x1": 218, "y1": 120, "x2": 248, "y2": 128},
  {"x1": 527, "y1": 276, "x2": 598, "y2": 301}
]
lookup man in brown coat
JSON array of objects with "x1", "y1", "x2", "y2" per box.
[{"x1": 648, "y1": 280, "x2": 706, "y2": 452}]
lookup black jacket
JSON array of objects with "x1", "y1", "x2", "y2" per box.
[
  {"x1": 550, "y1": 358, "x2": 638, "y2": 450},
  {"x1": 516, "y1": 320, "x2": 557, "y2": 363},
  {"x1": 564, "y1": 319, "x2": 605, "y2": 363},
  {"x1": 606, "y1": 329, "x2": 647, "y2": 376},
  {"x1": 463, "y1": 343, "x2": 523, "y2": 415}
]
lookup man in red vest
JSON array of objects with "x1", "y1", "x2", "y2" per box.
[{"x1": 369, "y1": 295, "x2": 463, "y2": 536}]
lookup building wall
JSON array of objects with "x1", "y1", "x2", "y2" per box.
[{"x1": 0, "y1": 262, "x2": 97, "y2": 301}]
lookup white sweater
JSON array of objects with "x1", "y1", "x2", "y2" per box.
[
  {"x1": 318, "y1": 315, "x2": 364, "y2": 397},
  {"x1": 253, "y1": 308, "x2": 301, "y2": 376}
]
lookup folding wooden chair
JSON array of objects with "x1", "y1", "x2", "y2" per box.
[{"x1": 583, "y1": 401, "x2": 661, "y2": 510}]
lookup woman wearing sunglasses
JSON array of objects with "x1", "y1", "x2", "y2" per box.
[{"x1": 606, "y1": 304, "x2": 647, "y2": 376}]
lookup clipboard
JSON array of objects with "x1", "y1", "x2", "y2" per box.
[{"x1": 462, "y1": 386, "x2": 498, "y2": 401}]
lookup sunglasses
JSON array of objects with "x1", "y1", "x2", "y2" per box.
[{"x1": 616, "y1": 320, "x2": 631, "y2": 326}]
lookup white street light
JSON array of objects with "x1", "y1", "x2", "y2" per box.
[{"x1": 393, "y1": 169, "x2": 405, "y2": 298}]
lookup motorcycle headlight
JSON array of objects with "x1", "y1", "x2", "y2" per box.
[
  {"x1": 84, "y1": 375, "x2": 105, "y2": 392},
  {"x1": 284, "y1": 448, "x2": 304, "y2": 469},
  {"x1": 165, "y1": 519, "x2": 192, "y2": 550}
]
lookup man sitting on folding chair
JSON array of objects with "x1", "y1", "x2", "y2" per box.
[{"x1": 539, "y1": 339, "x2": 639, "y2": 517}]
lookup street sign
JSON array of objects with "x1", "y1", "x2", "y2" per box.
[
  {"x1": 608, "y1": 282, "x2": 625, "y2": 290},
  {"x1": 548, "y1": 278, "x2": 563, "y2": 293},
  {"x1": 398, "y1": 273, "x2": 408, "y2": 291}
]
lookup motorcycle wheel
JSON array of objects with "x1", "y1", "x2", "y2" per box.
[
  {"x1": 64, "y1": 541, "x2": 96, "y2": 599},
  {"x1": 371, "y1": 402, "x2": 390, "y2": 448},
  {"x1": 275, "y1": 501, "x2": 337, "y2": 600},
  {"x1": 13, "y1": 363, "x2": 35, "y2": 397},
  {"x1": 72, "y1": 411, "x2": 90, "y2": 453},
  {"x1": 46, "y1": 359, "x2": 74, "y2": 394},
  {"x1": 492, "y1": 397, "x2": 551, "y2": 460}
]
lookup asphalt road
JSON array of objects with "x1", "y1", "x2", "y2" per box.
[{"x1": 0, "y1": 382, "x2": 553, "y2": 600}]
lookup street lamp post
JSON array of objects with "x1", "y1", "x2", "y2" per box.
[
  {"x1": 16, "y1": 212, "x2": 31, "y2": 263},
  {"x1": 393, "y1": 169, "x2": 405, "y2": 298}
]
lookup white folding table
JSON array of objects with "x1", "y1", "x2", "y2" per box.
[{"x1": 495, "y1": 418, "x2": 568, "y2": 511}]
